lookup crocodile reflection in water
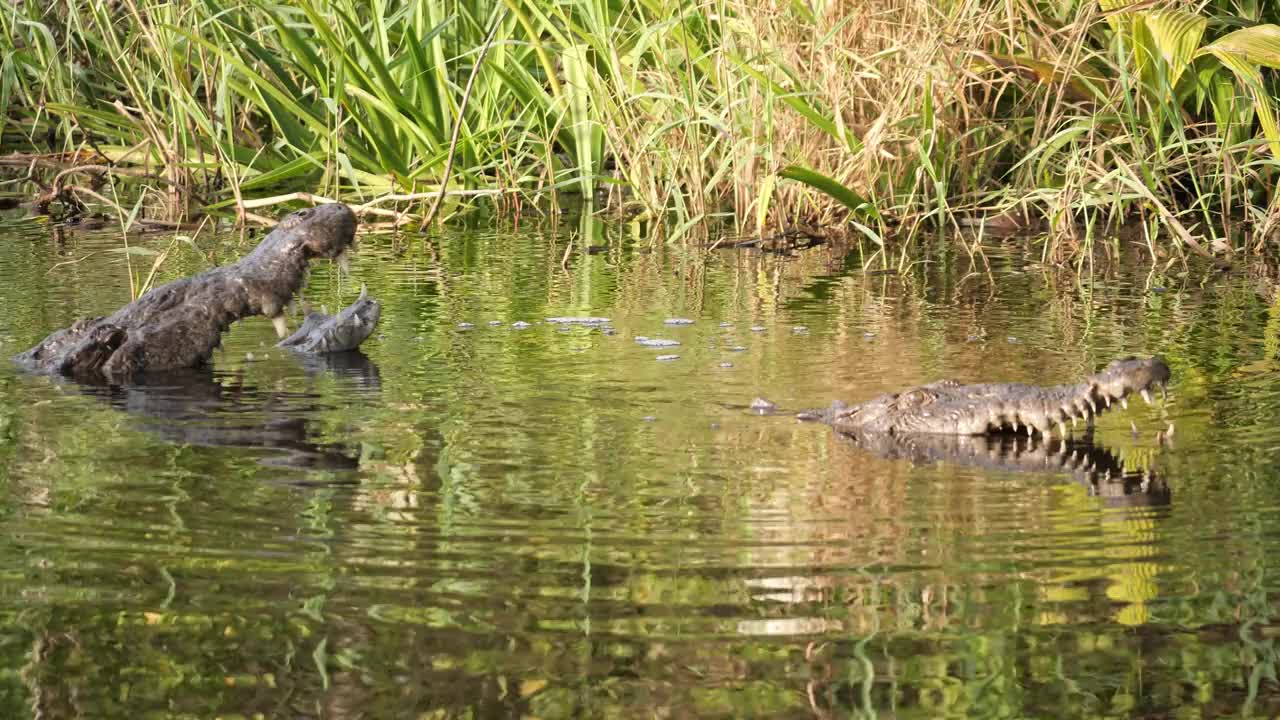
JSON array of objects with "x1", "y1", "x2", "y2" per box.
[
  {"x1": 81, "y1": 351, "x2": 381, "y2": 473},
  {"x1": 837, "y1": 430, "x2": 1170, "y2": 508}
]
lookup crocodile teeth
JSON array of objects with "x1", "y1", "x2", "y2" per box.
[
  {"x1": 1071, "y1": 416, "x2": 1078, "y2": 428},
  {"x1": 1087, "y1": 398, "x2": 1097, "y2": 414},
  {"x1": 1160, "y1": 385, "x2": 1168, "y2": 403},
  {"x1": 1057, "y1": 420, "x2": 1068, "y2": 436},
  {"x1": 1103, "y1": 395, "x2": 1111, "y2": 408},
  {"x1": 1119, "y1": 396, "x2": 1128, "y2": 410},
  {"x1": 271, "y1": 314, "x2": 290, "y2": 339},
  {"x1": 1140, "y1": 388, "x2": 1152, "y2": 405}
]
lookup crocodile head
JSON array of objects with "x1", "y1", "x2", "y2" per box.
[
  {"x1": 262, "y1": 203, "x2": 359, "y2": 262},
  {"x1": 1090, "y1": 356, "x2": 1172, "y2": 409}
]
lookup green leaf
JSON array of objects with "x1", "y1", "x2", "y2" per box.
[
  {"x1": 0, "y1": 53, "x2": 14, "y2": 128},
  {"x1": 562, "y1": 42, "x2": 601, "y2": 196},
  {"x1": 1098, "y1": 0, "x2": 1144, "y2": 33},
  {"x1": 1199, "y1": 25, "x2": 1280, "y2": 155},
  {"x1": 403, "y1": 13, "x2": 455, "y2": 139},
  {"x1": 1144, "y1": 10, "x2": 1206, "y2": 89},
  {"x1": 170, "y1": 29, "x2": 329, "y2": 138},
  {"x1": 970, "y1": 54, "x2": 1102, "y2": 103},
  {"x1": 239, "y1": 153, "x2": 325, "y2": 191},
  {"x1": 1201, "y1": 24, "x2": 1280, "y2": 69},
  {"x1": 755, "y1": 173, "x2": 776, "y2": 237},
  {"x1": 778, "y1": 165, "x2": 880, "y2": 222},
  {"x1": 731, "y1": 55, "x2": 863, "y2": 154}
]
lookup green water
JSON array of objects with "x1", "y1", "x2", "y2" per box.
[{"x1": 0, "y1": 211, "x2": 1277, "y2": 718}]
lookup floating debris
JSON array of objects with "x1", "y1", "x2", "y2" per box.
[
  {"x1": 750, "y1": 326, "x2": 767, "y2": 333},
  {"x1": 664, "y1": 318, "x2": 695, "y2": 325},
  {"x1": 655, "y1": 354, "x2": 680, "y2": 361},
  {"x1": 792, "y1": 325, "x2": 808, "y2": 333},
  {"x1": 750, "y1": 398, "x2": 777, "y2": 413},
  {"x1": 727, "y1": 346, "x2": 747, "y2": 352},
  {"x1": 488, "y1": 320, "x2": 503, "y2": 326},
  {"x1": 511, "y1": 321, "x2": 532, "y2": 330},
  {"x1": 546, "y1": 316, "x2": 611, "y2": 325},
  {"x1": 635, "y1": 337, "x2": 681, "y2": 347},
  {"x1": 719, "y1": 322, "x2": 733, "y2": 328},
  {"x1": 457, "y1": 322, "x2": 474, "y2": 330},
  {"x1": 641, "y1": 416, "x2": 658, "y2": 422},
  {"x1": 718, "y1": 362, "x2": 734, "y2": 368},
  {"x1": 602, "y1": 328, "x2": 617, "y2": 336}
]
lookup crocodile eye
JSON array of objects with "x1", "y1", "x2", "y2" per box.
[{"x1": 296, "y1": 208, "x2": 314, "y2": 219}]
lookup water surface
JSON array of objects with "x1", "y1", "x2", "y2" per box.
[{"x1": 0, "y1": 211, "x2": 1277, "y2": 718}]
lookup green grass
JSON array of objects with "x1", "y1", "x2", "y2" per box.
[{"x1": 1, "y1": 0, "x2": 1279, "y2": 255}]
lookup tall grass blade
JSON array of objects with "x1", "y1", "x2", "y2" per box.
[
  {"x1": 732, "y1": 55, "x2": 863, "y2": 154},
  {"x1": 779, "y1": 165, "x2": 880, "y2": 222}
]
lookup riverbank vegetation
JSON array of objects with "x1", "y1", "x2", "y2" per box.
[{"x1": 2, "y1": 0, "x2": 1279, "y2": 253}]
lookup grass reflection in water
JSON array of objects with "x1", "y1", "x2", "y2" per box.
[{"x1": 0, "y1": 215, "x2": 1277, "y2": 718}]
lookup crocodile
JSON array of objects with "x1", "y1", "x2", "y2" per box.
[
  {"x1": 14, "y1": 203, "x2": 359, "y2": 382},
  {"x1": 793, "y1": 356, "x2": 1171, "y2": 437}
]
